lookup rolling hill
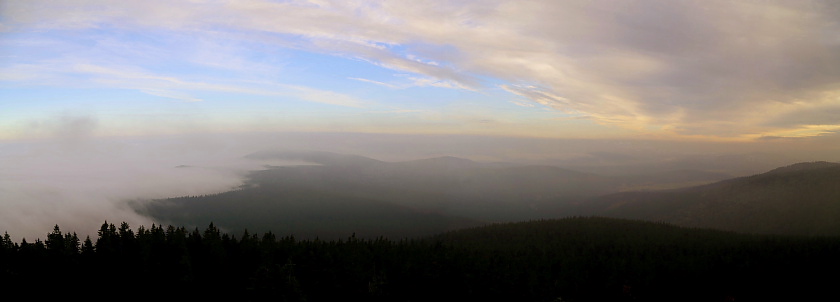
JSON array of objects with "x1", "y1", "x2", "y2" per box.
[
  {"x1": 572, "y1": 161, "x2": 840, "y2": 236},
  {"x1": 135, "y1": 151, "x2": 623, "y2": 238},
  {"x1": 135, "y1": 151, "x2": 838, "y2": 238}
]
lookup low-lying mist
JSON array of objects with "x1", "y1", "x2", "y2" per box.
[
  {"x1": 0, "y1": 134, "x2": 267, "y2": 242},
  {"x1": 3, "y1": 124, "x2": 836, "y2": 241}
]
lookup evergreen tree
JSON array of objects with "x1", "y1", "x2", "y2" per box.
[
  {"x1": 1, "y1": 218, "x2": 838, "y2": 301},
  {"x1": 96, "y1": 221, "x2": 118, "y2": 255},
  {"x1": 46, "y1": 224, "x2": 64, "y2": 253},
  {"x1": 1, "y1": 232, "x2": 14, "y2": 252},
  {"x1": 64, "y1": 232, "x2": 80, "y2": 255},
  {"x1": 81, "y1": 236, "x2": 95, "y2": 255}
]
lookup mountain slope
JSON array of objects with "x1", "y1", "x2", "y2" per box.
[
  {"x1": 136, "y1": 151, "x2": 830, "y2": 238},
  {"x1": 574, "y1": 161, "x2": 840, "y2": 235},
  {"x1": 134, "y1": 185, "x2": 482, "y2": 240},
  {"x1": 135, "y1": 151, "x2": 623, "y2": 239},
  {"x1": 245, "y1": 150, "x2": 386, "y2": 167},
  {"x1": 242, "y1": 151, "x2": 621, "y2": 221}
]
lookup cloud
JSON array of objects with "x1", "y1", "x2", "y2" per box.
[
  {"x1": 349, "y1": 74, "x2": 469, "y2": 90},
  {"x1": 763, "y1": 104, "x2": 840, "y2": 128},
  {"x1": 2, "y1": 0, "x2": 840, "y2": 137},
  {"x1": 141, "y1": 89, "x2": 204, "y2": 103},
  {"x1": 349, "y1": 77, "x2": 400, "y2": 89},
  {"x1": 0, "y1": 115, "x2": 272, "y2": 241},
  {"x1": 2, "y1": 60, "x2": 367, "y2": 107},
  {"x1": 288, "y1": 84, "x2": 367, "y2": 107}
]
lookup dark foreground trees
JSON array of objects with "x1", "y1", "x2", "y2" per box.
[{"x1": 1, "y1": 217, "x2": 839, "y2": 301}]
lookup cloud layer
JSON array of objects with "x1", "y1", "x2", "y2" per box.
[
  {"x1": 2, "y1": 0, "x2": 839, "y2": 139},
  {"x1": 0, "y1": 115, "x2": 267, "y2": 241}
]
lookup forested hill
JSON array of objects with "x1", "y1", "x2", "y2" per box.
[
  {"x1": 136, "y1": 151, "x2": 621, "y2": 239},
  {"x1": 2, "y1": 217, "x2": 839, "y2": 301},
  {"x1": 572, "y1": 161, "x2": 840, "y2": 236},
  {"x1": 136, "y1": 151, "x2": 735, "y2": 239}
]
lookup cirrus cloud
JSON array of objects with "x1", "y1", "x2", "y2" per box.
[{"x1": 2, "y1": 0, "x2": 839, "y2": 138}]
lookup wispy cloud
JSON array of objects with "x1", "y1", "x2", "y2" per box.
[
  {"x1": 348, "y1": 77, "x2": 401, "y2": 89},
  {"x1": 2, "y1": 0, "x2": 840, "y2": 138},
  {"x1": 2, "y1": 60, "x2": 367, "y2": 107},
  {"x1": 141, "y1": 89, "x2": 204, "y2": 103}
]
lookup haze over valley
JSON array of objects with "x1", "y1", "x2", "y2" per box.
[
  {"x1": 4, "y1": 0, "x2": 840, "y2": 240},
  {"x1": 2, "y1": 1, "x2": 840, "y2": 300},
  {"x1": 4, "y1": 128, "x2": 838, "y2": 241}
]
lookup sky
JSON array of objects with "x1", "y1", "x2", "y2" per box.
[
  {"x1": 2, "y1": 0, "x2": 840, "y2": 240},
  {"x1": 2, "y1": 0, "x2": 839, "y2": 141}
]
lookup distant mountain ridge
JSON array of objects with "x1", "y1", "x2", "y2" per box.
[
  {"x1": 245, "y1": 150, "x2": 386, "y2": 167},
  {"x1": 764, "y1": 160, "x2": 840, "y2": 174},
  {"x1": 137, "y1": 151, "x2": 839, "y2": 238},
  {"x1": 138, "y1": 151, "x2": 624, "y2": 238},
  {"x1": 244, "y1": 150, "x2": 625, "y2": 219},
  {"x1": 573, "y1": 161, "x2": 840, "y2": 236}
]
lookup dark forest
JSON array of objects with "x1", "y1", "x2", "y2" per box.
[{"x1": 2, "y1": 217, "x2": 838, "y2": 301}]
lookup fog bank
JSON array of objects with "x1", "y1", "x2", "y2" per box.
[{"x1": 2, "y1": 129, "x2": 837, "y2": 241}]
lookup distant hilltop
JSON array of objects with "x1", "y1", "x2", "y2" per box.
[{"x1": 138, "y1": 150, "x2": 840, "y2": 238}]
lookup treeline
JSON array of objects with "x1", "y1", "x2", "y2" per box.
[{"x1": 2, "y1": 217, "x2": 839, "y2": 301}]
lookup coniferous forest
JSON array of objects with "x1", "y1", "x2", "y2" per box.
[{"x1": 2, "y1": 217, "x2": 838, "y2": 301}]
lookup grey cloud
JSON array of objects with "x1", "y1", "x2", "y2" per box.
[
  {"x1": 443, "y1": 0, "x2": 840, "y2": 135},
  {"x1": 762, "y1": 105, "x2": 840, "y2": 128},
  {"x1": 756, "y1": 135, "x2": 808, "y2": 141}
]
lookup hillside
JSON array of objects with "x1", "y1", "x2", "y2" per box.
[
  {"x1": 573, "y1": 161, "x2": 840, "y2": 236},
  {"x1": 135, "y1": 185, "x2": 481, "y2": 240},
  {"x1": 136, "y1": 152, "x2": 835, "y2": 238},
  {"x1": 136, "y1": 151, "x2": 627, "y2": 239}
]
